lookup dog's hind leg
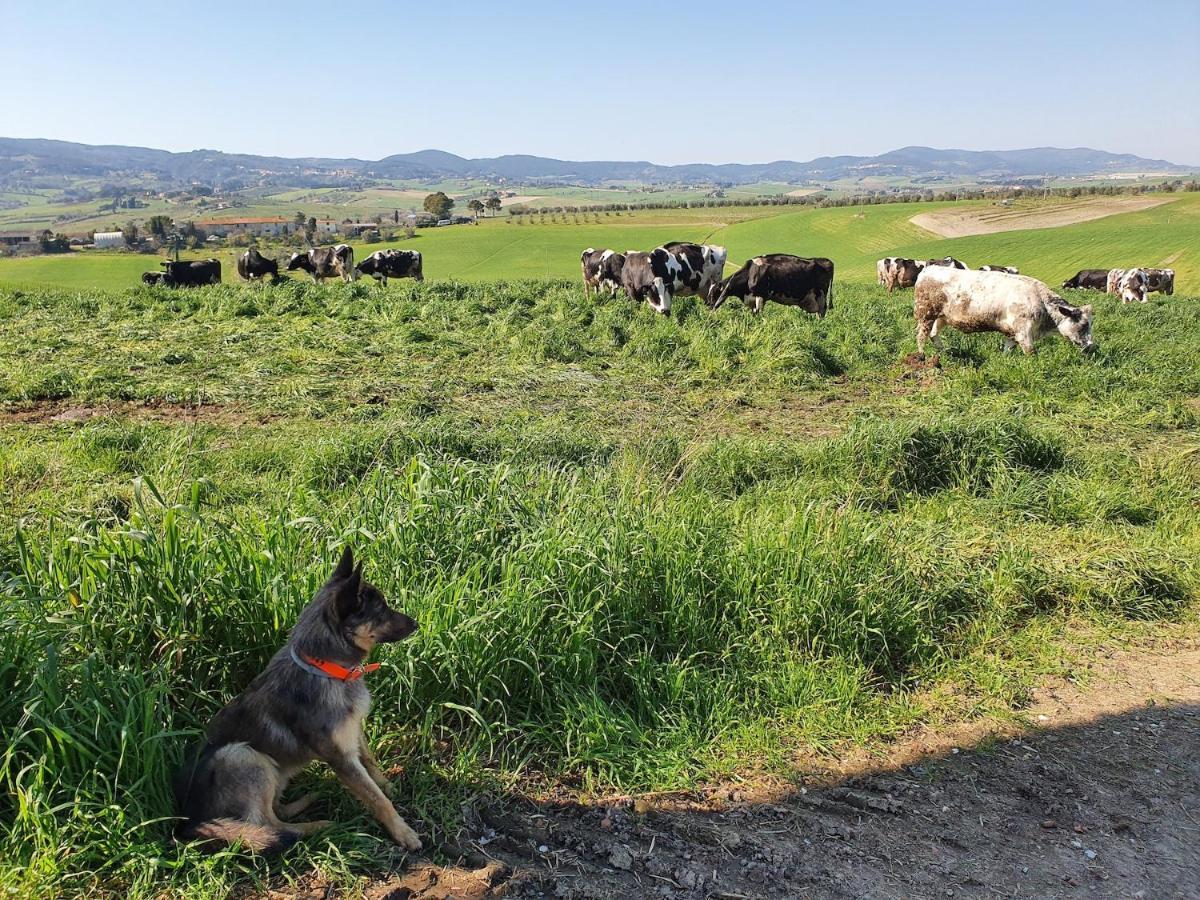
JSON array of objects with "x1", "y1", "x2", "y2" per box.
[
  {"x1": 330, "y1": 756, "x2": 422, "y2": 851},
  {"x1": 277, "y1": 794, "x2": 317, "y2": 818}
]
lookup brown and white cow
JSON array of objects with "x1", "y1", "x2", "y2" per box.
[
  {"x1": 877, "y1": 257, "x2": 924, "y2": 293},
  {"x1": 979, "y1": 264, "x2": 1020, "y2": 274},
  {"x1": 661, "y1": 242, "x2": 728, "y2": 298},
  {"x1": 286, "y1": 244, "x2": 358, "y2": 283},
  {"x1": 581, "y1": 248, "x2": 626, "y2": 298},
  {"x1": 1107, "y1": 268, "x2": 1149, "y2": 304},
  {"x1": 1143, "y1": 268, "x2": 1175, "y2": 296},
  {"x1": 710, "y1": 254, "x2": 834, "y2": 316},
  {"x1": 915, "y1": 267, "x2": 1095, "y2": 355}
]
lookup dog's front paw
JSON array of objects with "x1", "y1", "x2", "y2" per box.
[{"x1": 391, "y1": 820, "x2": 422, "y2": 852}]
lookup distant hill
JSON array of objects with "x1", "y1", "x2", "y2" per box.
[{"x1": 0, "y1": 137, "x2": 1191, "y2": 189}]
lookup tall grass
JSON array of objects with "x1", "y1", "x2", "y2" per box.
[{"x1": 1, "y1": 278, "x2": 1198, "y2": 896}]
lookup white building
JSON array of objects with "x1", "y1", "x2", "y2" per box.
[{"x1": 93, "y1": 231, "x2": 126, "y2": 249}]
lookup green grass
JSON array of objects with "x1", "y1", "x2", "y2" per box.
[
  {"x1": 4, "y1": 194, "x2": 1196, "y2": 292},
  {"x1": 0, "y1": 273, "x2": 1198, "y2": 896}
]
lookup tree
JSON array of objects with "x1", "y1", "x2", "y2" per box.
[
  {"x1": 122, "y1": 221, "x2": 139, "y2": 246},
  {"x1": 467, "y1": 199, "x2": 485, "y2": 218},
  {"x1": 485, "y1": 197, "x2": 502, "y2": 216},
  {"x1": 294, "y1": 211, "x2": 306, "y2": 228},
  {"x1": 147, "y1": 215, "x2": 173, "y2": 239},
  {"x1": 305, "y1": 216, "x2": 317, "y2": 243},
  {"x1": 423, "y1": 192, "x2": 454, "y2": 219}
]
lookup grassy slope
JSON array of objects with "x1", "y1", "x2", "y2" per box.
[
  {"x1": 3, "y1": 194, "x2": 1197, "y2": 291},
  {"x1": 0, "y1": 276, "x2": 1198, "y2": 896}
]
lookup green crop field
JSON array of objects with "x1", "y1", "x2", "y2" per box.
[
  {"x1": 1, "y1": 197, "x2": 1199, "y2": 896},
  {"x1": 3, "y1": 194, "x2": 1197, "y2": 292}
]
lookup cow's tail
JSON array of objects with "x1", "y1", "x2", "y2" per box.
[
  {"x1": 827, "y1": 262, "x2": 835, "y2": 311},
  {"x1": 179, "y1": 818, "x2": 299, "y2": 855}
]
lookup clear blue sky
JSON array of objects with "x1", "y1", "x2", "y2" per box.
[{"x1": 5, "y1": 0, "x2": 1198, "y2": 165}]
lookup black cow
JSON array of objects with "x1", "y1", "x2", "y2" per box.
[
  {"x1": 358, "y1": 249, "x2": 424, "y2": 285},
  {"x1": 1062, "y1": 269, "x2": 1111, "y2": 290},
  {"x1": 925, "y1": 256, "x2": 968, "y2": 270},
  {"x1": 286, "y1": 244, "x2": 357, "y2": 283},
  {"x1": 159, "y1": 258, "x2": 221, "y2": 287},
  {"x1": 581, "y1": 248, "x2": 627, "y2": 298},
  {"x1": 620, "y1": 247, "x2": 693, "y2": 315},
  {"x1": 979, "y1": 264, "x2": 1020, "y2": 274},
  {"x1": 141, "y1": 271, "x2": 165, "y2": 286},
  {"x1": 710, "y1": 254, "x2": 835, "y2": 317},
  {"x1": 237, "y1": 248, "x2": 279, "y2": 281}
]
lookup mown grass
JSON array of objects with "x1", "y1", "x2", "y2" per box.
[
  {"x1": 1, "y1": 278, "x2": 1198, "y2": 897},
  {"x1": 3, "y1": 192, "x2": 1196, "y2": 292}
]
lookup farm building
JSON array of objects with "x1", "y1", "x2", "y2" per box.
[
  {"x1": 93, "y1": 231, "x2": 126, "y2": 249},
  {"x1": 0, "y1": 231, "x2": 35, "y2": 248},
  {"x1": 198, "y1": 217, "x2": 291, "y2": 238}
]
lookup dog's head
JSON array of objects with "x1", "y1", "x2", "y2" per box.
[{"x1": 322, "y1": 547, "x2": 417, "y2": 652}]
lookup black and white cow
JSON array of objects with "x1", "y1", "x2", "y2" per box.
[
  {"x1": 1143, "y1": 268, "x2": 1175, "y2": 296},
  {"x1": 620, "y1": 247, "x2": 693, "y2": 315},
  {"x1": 915, "y1": 267, "x2": 1095, "y2": 355},
  {"x1": 159, "y1": 258, "x2": 221, "y2": 287},
  {"x1": 661, "y1": 242, "x2": 728, "y2": 298},
  {"x1": 581, "y1": 248, "x2": 626, "y2": 298},
  {"x1": 1107, "y1": 268, "x2": 1150, "y2": 304},
  {"x1": 924, "y1": 256, "x2": 968, "y2": 270},
  {"x1": 877, "y1": 257, "x2": 924, "y2": 293},
  {"x1": 358, "y1": 249, "x2": 424, "y2": 285},
  {"x1": 237, "y1": 248, "x2": 279, "y2": 281},
  {"x1": 141, "y1": 271, "x2": 166, "y2": 286},
  {"x1": 709, "y1": 254, "x2": 835, "y2": 316},
  {"x1": 979, "y1": 264, "x2": 1020, "y2": 274},
  {"x1": 1062, "y1": 269, "x2": 1111, "y2": 290},
  {"x1": 286, "y1": 244, "x2": 357, "y2": 283}
]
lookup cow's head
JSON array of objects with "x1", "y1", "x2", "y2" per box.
[
  {"x1": 286, "y1": 252, "x2": 308, "y2": 271},
  {"x1": 1055, "y1": 302, "x2": 1096, "y2": 353}
]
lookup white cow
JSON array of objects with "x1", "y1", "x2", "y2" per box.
[{"x1": 915, "y1": 267, "x2": 1095, "y2": 355}]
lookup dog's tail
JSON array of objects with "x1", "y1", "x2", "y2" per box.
[{"x1": 180, "y1": 819, "x2": 299, "y2": 855}]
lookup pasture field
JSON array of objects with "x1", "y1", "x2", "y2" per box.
[
  {"x1": 0, "y1": 270, "x2": 1198, "y2": 896},
  {"x1": 2, "y1": 192, "x2": 1197, "y2": 292}
]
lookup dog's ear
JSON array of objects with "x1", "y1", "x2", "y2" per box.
[
  {"x1": 331, "y1": 560, "x2": 363, "y2": 621},
  {"x1": 332, "y1": 546, "x2": 354, "y2": 581}
]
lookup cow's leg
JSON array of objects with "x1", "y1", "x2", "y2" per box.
[
  {"x1": 751, "y1": 295, "x2": 765, "y2": 314},
  {"x1": 915, "y1": 317, "x2": 935, "y2": 355}
]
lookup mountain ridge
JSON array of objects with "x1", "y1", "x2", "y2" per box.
[{"x1": 0, "y1": 137, "x2": 1192, "y2": 188}]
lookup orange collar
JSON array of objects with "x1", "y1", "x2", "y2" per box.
[{"x1": 290, "y1": 647, "x2": 380, "y2": 681}]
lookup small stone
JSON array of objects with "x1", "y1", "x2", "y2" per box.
[
  {"x1": 609, "y1": 845, "x2": 633, "y2": 870},
  {"x1": 537, "y1": 844, "x2": 549, "y2": 853},
  {"x1": 600, "y1": 817, "x2": 613, "y2": 830},
  {"x1": 1041, "y1": 820, "x2": 1058, "y2": 830},
  {"x1": 1084, "y1": 849, "x2": 1097, "y2": 861}
]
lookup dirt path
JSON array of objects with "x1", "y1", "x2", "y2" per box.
[
  {"x1": 339, "y1": 642, "x2": 1200, "y2": 899},
  {"x1": 910, "y1": 196, "x2": 1176, "y2": 238}
]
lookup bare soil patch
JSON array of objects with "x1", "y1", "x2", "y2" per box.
[
  {"x1": 911, "y1": 196, "x2": 1177, "y2": 239},
  {"x1": 341, "y1": 640, "x2": 1199, "y2": 899}
]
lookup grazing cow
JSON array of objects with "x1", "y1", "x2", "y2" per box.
[
  {"x1": 141, "y1": 271, "x2": 165, "y2": 286},
  {"x1": 237, "y1": 248, "x2": 279, "y2": 282},
  {"x1": 358, "y1": 249, "x2": 424, "y2": 285},
  {"x1": 1143, "y1": 268, "x2": 1175, "y2": 296},
  {"x1": 924, "y1": 256, "x2": 968, "y2": 270},
  {"x1": 1107, "y1": 268, "x2": 1149, "y2": 304},
  {"x1": 877, "y1": 257, "x2": 923, "y2": 293},
  {"x1": 979, "y1": 264, "x2": 1020, "y2": 274},
  {"x1": 915, "y1": 267, "x2": 1095, "y2": 355},
  {"x1": 580, "y1": 248, "x2": 626, "y2": 298},
  {"x1": 710, "y1": 254, "x2": 835, "y2": 316},
  {"x1": 620, "y1": 247, "x2": 692, "y2": 315},
  {"x1": 286, "y1": 244, "x2": 358, "y2": 283},
  {"x1": 661, "y1": 242, "x2": 729, "y2": 298},
  {"x1": 1062, "y1": 269, "x2": 1111, "y2": 290},
  {"x1": 159, "y1": 258, "x2": 222, "y2": 287}
]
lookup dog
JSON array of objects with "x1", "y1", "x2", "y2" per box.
[{"x1": 172, "y1": 547, "x2": 422, "y2": 853}]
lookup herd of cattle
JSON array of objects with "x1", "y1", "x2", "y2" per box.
[
  {"x1": 140, "y1": 246, "x2": 423, "y2": 288},
  {"x1": 136, "y1": 239, "x2": 1181, "y2": 357}
]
